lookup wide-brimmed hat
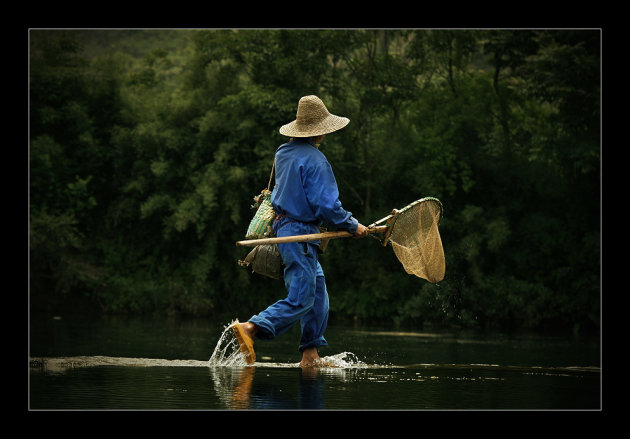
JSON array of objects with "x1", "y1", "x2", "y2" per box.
[{"x1": 279, "y1": 95, "x2": 349, "y2": 137}]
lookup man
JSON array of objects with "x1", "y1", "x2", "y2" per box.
[{"x1": 233, "y1": 95, "x2": 369, "y2": 367}]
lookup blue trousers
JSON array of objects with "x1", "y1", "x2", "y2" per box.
[{"x1": 248, "y1": 220, "x2": 329, "y2": 352}]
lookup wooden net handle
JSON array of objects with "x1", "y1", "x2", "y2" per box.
[{"x1": 236, "y1": 225, "x2": 388, "y2": 247}]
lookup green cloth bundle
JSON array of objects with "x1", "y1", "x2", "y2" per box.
[{"x1": 245, "y1": 189, "x2": 276, "y2": 239}]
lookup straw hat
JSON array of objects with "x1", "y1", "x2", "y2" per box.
[{"x1": 279, "y1": 95, "x2": 350, "y2": 137}]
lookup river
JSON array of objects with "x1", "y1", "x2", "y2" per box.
[{"x1": 28, "y1": 311, "x2": 600, "y2": 410}]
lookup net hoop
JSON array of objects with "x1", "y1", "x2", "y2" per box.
[
  {"x1": 395, "y1": 197, "x2": 443, "y2": 225},
  {"x1": 387, "y1": 197, "x2": 445, "y2": 283}
]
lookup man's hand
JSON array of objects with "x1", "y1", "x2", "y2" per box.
[{"x1": 353, "y1": 223, "x2": 369, "y2": 239}]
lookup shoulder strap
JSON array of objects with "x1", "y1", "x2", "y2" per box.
[
  {"x1": 266, "y1": 158, "x2": 275, "y2": 192},
  {"x1": 267, "y1": 143, "x2": 289, "y2": 192}
]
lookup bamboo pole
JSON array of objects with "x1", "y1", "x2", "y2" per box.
[{"x1": 236, "y1": 225, "x2": 388, "y2": 247}]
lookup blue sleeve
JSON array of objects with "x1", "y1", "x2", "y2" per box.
[{"x1": 303, "y1": 159, "x2": 359, "y2": 233}]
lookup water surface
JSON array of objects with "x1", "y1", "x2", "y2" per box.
[{"x1": 29, "y1": 312, "x2": 600, "y2": 410}]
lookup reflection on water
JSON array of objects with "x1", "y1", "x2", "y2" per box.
[
  {"x1": 211, "y1": 366, "x2": 327, "y2": 410},
  {"x1": 29, "y1": 313, "x2": 601, "y2": 410}
]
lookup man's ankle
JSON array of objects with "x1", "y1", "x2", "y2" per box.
[{"x1": 242, "y1": 321, "x2": 258, "y2": 338}]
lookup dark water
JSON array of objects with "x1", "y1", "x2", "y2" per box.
[{"x1": 28, "y1": 312, "x2": 600, "y2": 410}]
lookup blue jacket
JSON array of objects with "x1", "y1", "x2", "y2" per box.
[{"x1": 270, "y1": 139, "x2": 358, "y2": 237}]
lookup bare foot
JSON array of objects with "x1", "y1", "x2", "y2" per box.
[{"x1": 299, "y1": 347, "x2": 321, "y2": 367}]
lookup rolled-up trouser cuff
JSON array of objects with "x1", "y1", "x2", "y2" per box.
[
  {"x1": 299, "y1": 337, "x2": 328, "y2": 352},
  {"x1": 247, "y1": 315, "x2": 276, "y2": 340}
]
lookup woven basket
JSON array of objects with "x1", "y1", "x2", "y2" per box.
[
  {"x1": 238, "y1": 244, "x2": 284, "y2": 279},
  {"x1": 245, "y1": 189, "x2": 276, "y2": 239}
]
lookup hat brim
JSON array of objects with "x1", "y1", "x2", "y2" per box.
[{"x1": 279, "y1": 114, "x2": 350, "y2": 137}]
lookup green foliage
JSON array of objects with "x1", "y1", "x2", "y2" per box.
[{"x1": 29, "y1": 29, "x2": 600, "y2": 334}]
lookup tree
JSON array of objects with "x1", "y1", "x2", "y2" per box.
[{"x1": 29, "y1": 29, "x2": 600, "y2": 334}]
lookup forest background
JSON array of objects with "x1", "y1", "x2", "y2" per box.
[{"x1": 29, "y1": 29, "x2": 600, "y2": 335}]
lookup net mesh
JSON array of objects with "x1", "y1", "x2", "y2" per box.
[{"x1": 388, "y1": 198, "x2": 445, "y2": 283}]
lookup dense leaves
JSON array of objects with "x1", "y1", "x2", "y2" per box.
[{"x1": 29, "y1": 29, "x2": 600, "y2": 334}]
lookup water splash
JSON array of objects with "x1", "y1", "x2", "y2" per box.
[
  {"x1": 208, "y1": 320, "x2": 249, "y2": 367},
  {"x1": 207, "y1": 321, "x2": 377, "y2": 369},
  {"x1": 314, "y1": 352, "x2": 367, "y2": 368}
]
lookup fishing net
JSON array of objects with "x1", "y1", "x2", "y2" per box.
[
  {"x1": 236, "y1": 194, "x2": 445, "y2": 284},
  {"x1": 384, "y1": 197, "x2": 445, "y2": 283}
]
